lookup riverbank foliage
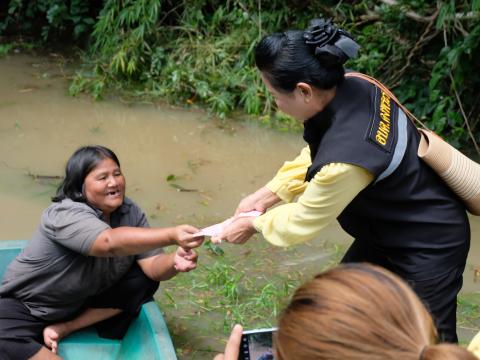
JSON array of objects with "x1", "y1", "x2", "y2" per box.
[{"x1": 1, "y1": 1, "x2": 479, "y2": 150}]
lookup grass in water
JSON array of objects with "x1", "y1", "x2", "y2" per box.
[{"x1": 156, "y1": 236, "x2": 341, "y2": 359}]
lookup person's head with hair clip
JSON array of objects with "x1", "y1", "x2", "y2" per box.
[
  {"x1": 254, "y1": 18, "x2": 359, "y2": 123},
  {"x1": 275, "y1": 263, "x2": 476, "y2": 360}
]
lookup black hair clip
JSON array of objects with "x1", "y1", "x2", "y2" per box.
[
  {"x1": 303, "y1": 18, "x2": 338, "y2": 48},
  {"x1": 303, "y1": 18, "x2": 360, "y2": 66}
]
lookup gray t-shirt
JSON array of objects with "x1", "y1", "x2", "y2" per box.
[{"x1": 0, "y1": 197, "x2": 163, "y2": 321}]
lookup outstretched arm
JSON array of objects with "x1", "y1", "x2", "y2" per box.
[
  {"x1": 235, "y1": 186, "x2": 281, "y2": 215},
  {"x1": 252, "y1": 163, "x2": 373, "y2": 247},
  {"x1": 263, "y1": 146, "x2": 312, "y2": 203},
  {"x1": 223, "y1": 163, "x2": 373, "y2": 246},
  {"x1": 235, "y1": 146, "x2": 312, "y2": 215},
  {"x1": 89, "y1": 224, "x2": 204, "y2": 257}
]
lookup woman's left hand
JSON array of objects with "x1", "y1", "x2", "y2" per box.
[
  {"x1": 215, "y1": 217, "x2": 257, "y2": 244},
  {"x1": 213, "y1": 324, "x2": 243, "y2": 360},
  {"x1": 173, "y1": 247, "x2": 198, "y2": 272}
]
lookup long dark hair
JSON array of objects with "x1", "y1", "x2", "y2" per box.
[
  {"x1": 52, "y1": 145, "x2": 120, "y2": 202},
  {"x1": 254, "y1": 30, "x2": 345, "y2": 93}
]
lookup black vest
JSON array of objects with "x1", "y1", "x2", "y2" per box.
[{"x1": 303, "y1": 76, "x2": 469, "y2": 279}]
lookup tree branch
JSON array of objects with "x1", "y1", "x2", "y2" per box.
[
  {"x1": 389, "y1": 11, "x2": 439, "y2": 87},
  {"x1": 449, "y1": 72, "x2": 480, "y2": 155},
  {"x1": 379, "y1": 0, "x2": 479, "y2": 23}
]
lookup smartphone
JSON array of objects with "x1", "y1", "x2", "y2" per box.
[{"x1": 238, "y1": 327, "x2": 277, "y2": 360}]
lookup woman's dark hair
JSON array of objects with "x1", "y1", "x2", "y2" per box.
[
  {"x1": 254, "y1": 30, "x2": 345, "y2": 93},
  {"x1": 52, "y1": 145, "x2": 120, "y2": 202}
]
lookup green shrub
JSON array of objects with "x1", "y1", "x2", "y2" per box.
[{"x1": 1, "y1": 0, "x2": 479, "y2": 150}]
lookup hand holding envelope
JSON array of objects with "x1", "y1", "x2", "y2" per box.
[{"x1": 194, "y1": 210, "x2": 263, "y2": 243}]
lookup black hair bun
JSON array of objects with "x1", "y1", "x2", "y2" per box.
[{"x1": 303, "y1": 18, "x2": 359, "y2": 67}]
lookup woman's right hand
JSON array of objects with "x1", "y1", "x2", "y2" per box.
[
  {"x1": 235, "y1": 187, "x2": 280, "y2": 215},
  {"x1": 215, "y1": 217, "x2": 256, "y2": 245},
  {"x1": 173, "y1": 224, "x2": 204, "y2": 249},
  {"x1": 235, "y1": 192, "x2": 264, "y2": 215}
]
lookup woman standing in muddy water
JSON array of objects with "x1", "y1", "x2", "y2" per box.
[
  {"x1": 0, "y1": 145, "x2": 204, "y2": 360},
  {"x1": 217, "y1": 18, "x2": 470, "y2": 343}
]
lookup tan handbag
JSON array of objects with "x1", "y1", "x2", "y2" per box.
[{"x1": 346, "y1": 72, "x2": 480, "y2": 215}]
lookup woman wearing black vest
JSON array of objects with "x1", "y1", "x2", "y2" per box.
[{"x1": 217, "y1": 19, "x2": 470, "y2": 343}]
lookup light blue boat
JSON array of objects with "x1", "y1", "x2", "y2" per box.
[{"x1": 0, "y1": 240, "x2": 177, "y2": 360}]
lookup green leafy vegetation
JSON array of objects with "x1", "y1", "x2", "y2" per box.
[
  {"x1": 0, "y1": 0, "x2": 97, "y2": 41},
  {"x1": 0, "y1": 43, "x2": 13, "y2": 56},
  {"x1": 2, "y1": 1, "x2": 478, "y2": 150}
]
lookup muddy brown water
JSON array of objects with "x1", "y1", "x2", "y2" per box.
[{"x1": 0, "y1": 54, "x2": 478, "y2": 357}]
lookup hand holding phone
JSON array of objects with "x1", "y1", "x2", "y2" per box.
[
  {"x1": 214, "y1": 324, "x2": 243, "y2": 360},
  {"x1": 238, "y1": 328, "x2": 277, "y2": 360}
]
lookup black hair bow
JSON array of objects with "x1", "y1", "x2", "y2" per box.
[{"x1": 303, "y1": 18, "x2": 360, "y2": 66}]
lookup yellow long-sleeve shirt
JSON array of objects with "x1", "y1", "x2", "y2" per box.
[{"x1": 253, "y1": 146, "x2": 374, "y2": 247}]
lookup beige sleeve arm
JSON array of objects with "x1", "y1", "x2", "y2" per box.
[
  {"x1": 265, "y1": 146, "x2": 312, "y2": 203},
  {"x1": 253, "y1": 163, "x2": 374, "y2": 247}
]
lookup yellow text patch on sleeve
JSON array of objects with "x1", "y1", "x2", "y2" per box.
[{"x1": 368, "y1": 90, "x2": 396, "y2": 152}]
